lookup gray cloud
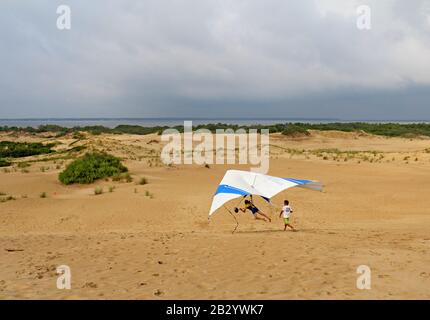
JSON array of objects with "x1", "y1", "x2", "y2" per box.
[{"x1": 0, "y1": 0, "x2": 429, "y2": 119}]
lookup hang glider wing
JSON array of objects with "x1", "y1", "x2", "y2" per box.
[{"x1": 209, "y1": 170, "x2": 323, "y2": 216}]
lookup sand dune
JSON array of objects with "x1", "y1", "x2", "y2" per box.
[{"x1": 1, "y1": 131, "x2": 430, "y2": 299}]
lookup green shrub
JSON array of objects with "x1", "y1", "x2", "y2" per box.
[
  {"x1": 59, "y1": 152, "x2": 128, "y2": 185},
  {"x1": 94, "y1": 186, "x2": 103, "y2": 195},
  {"x1": 282, "y1": 125, "x2": 310, "y2": 137},
  {"x1": 0, "y1": 158, "x2": 11, "y2": 167},
  {"x1": 138, "y1": 177, "x2": 148, "y2": 185},
  {"x1": 0, "y1": 141, "x2": 54, "y2": 158},
  {"x1": 40, "y1": 192, "x2": 47, "y2": 198}
]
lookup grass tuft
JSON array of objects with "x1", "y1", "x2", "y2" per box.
[
  {"x1": 138, "y1": 177, "x2": 148, "y2": 185},
  {"x1": 94, "y1": 186, "x2": 103, "y2": 195}
]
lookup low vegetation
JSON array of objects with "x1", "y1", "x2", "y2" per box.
[
  {"x1": 282, "y1": 122, "x2": 430, "y2": 138},
  {"x1": 0, "y1": 158, "x2": 11, "y2": 167},
  {"x1": 0, "y1": 195, "x2": 15, "y2": 203},
  {"x1": 0, "y1": 124, "x2": 168, "y2": 136},
  {"x1": 112, "y1": 172, "x2": 133, "y2": 183},
  {"x1": 138, "y1": 177, "x2": 148, "y2": 185},
  {"x1": 67, "y1": 145, "x2": 87, "y2": 153},
  {"x1": 17, "y1": 162, "x2": 30, "y2": 168},
  {"x1": 2, "y1": 122, "x2": 430, "y2": 138},
  {"x1": 268, "y1": 144, "x2": 420, "y2": 165},
  {"x1": 0, "y1": 141, "x2": 55, "y2": 158},
  {"x1": 59, "y1": 152, "x2": 128, "y2": 185},
  {"x1": 281, "y1": 124, "x2": 311, "y2": 137},
  {"x1": 145, "y1": 190, "x2": 154, "y2": 199},
  {"x1": 94, "y1": 186, "x2": 103, "y2": 195}
]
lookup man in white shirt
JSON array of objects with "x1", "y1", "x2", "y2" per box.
[{"x1": 279, "y1": 200, "x2": 296, "y2": 231}]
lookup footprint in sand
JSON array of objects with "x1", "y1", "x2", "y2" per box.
[
  {"x1": 82, "y1": 282, "x2": 98, "y2": 288},
  {"x1": 153, "y1": 289, "x2": 164, "y2": 296},
  {"x1": 0, "y1": 280, "x2": 6, "y2": 291}
]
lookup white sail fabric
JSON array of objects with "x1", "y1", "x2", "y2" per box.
[{"x1": 209, "y1": 170, "x2": 323, "y2": 216}]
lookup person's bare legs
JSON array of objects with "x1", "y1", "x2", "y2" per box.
[
  {"x1": 257, "y1": 211, "x2": 271, "y2": 222},
  {"x1": 286, "y1": 223, "x2": 296, "y2": 231},
  {"x1": 254, "y1": 215, "x2": 266, "y2": 222}
]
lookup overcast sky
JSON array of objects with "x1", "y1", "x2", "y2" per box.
[{"x1": 1, "y1": 0, "x2": 430, "y2": 119}]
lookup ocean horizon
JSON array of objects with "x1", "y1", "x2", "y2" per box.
[{"x1": 0, "y1": 117, "x2": 429, "y2": 128}]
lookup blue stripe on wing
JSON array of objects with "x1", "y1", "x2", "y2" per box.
[
  {"x1": 283, "y1": 178, "x2": 312, "y2": 185},
  {"x1": 214, "y1": 184, "x2": 250, "y2": 196}
]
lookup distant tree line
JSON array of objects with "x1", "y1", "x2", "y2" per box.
[{"x1": 1, "y1": 122, "x2": 430, "y2": 138}]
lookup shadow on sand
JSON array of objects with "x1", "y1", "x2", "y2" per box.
[
  {"x1": 236, "y1": 229, "x2": 293, "y2": 234},
  {"x1": 235, "y1": 228, "x2": 335, "y2": 234}
]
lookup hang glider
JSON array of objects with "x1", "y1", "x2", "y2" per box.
[{"x1": 209, "y1": 170, "x2": 323, "y2": 217}]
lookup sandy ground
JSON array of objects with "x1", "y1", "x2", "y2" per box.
[{"x1": 0, "y1": 131, "x2": 430, "y2": 299}]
